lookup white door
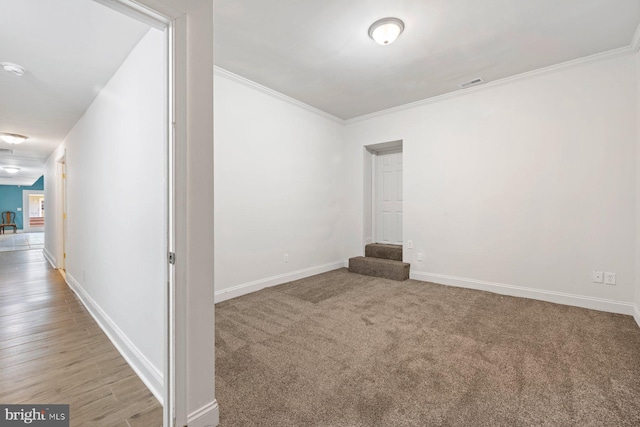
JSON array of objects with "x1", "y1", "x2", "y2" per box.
[{"x1": 375, "y1": 149, "x2": 403, "y2": 244}]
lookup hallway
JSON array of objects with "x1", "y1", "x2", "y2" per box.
[{"x1": 0, "y1": 249, "x2": 162, "y2": 426}]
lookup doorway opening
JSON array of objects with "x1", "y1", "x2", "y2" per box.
[
  {"x1": 363, "y1": 140, "x2": 403, "y2": 248},
  {"x1": 22, "y1": 190, "x2": 45, "y2": 232}
]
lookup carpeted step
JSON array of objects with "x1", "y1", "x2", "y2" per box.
[
  {"x1": 348, "y1": 256, "x2": 410, "y2": 281},
  {"x1": 365, "y1": 243, "x2": 403, "y2": 261}
]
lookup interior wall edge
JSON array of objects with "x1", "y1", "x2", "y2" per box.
[
  {"x1": 63, "y1": 272, "x2": 165, "y2": 404},
  {"x1": 632, "y1": 21, "x2": 640, "y2": 52},
  {"x1": 412, "y1": 271, "x2": 635, "y2": 317},
  {"x1": 214, "y1": 260, "x2": 347, "y2": 304},
  {"x1": 214, "y1": 66, "x2": 345, "y2": 124}
]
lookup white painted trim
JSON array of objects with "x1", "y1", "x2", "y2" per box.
[
  {"x1": 215, "y1": 261, "x2": 347, "y2": 303},
  {"x1": 411, "y1": 271, "x2": 635, "y2": 316},
  {"x1": 56, "y1": 154, "x2": 66, "y2": 272},
  {"x1": 92, "y1": 0, "x2": 168, "y2": 29},
  {"x1": 345, "y1": 46, "x2": 634, "y2": 124},
  {"x1": 214, "y1": 66, "x2": 344, "y2": 124},
  {"x1": 22, "y1": 189, "x2": 44, "y2": 233},
  {"x1": 43, "y1": 247, "x2": 57, "y2": 269},
  {"x1": 362, "y1": 148, "x2": 374, "y2": 250},
  {"x1": 634, "y1": 305, "x2": 640, "y2": 329},
  {"x1": 172, "y1": 11, "x2": 188, "y2": 426},
  {"x1": 64, "y1": 272, "x2": 165, "y2": 404},
  {"x1": 187, "y1": 400, "x2": 219, "y2": 427},
  {"x1": 632, "y1": 22, "x2": 640, "y2": 52}
]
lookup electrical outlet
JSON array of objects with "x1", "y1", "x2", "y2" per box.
[
  {"x1": 604, "y1": 272, "x2": 616, "y2": 285},
  {"x1": 592, "y1": 271, "x2": 603, "y2": 283},
  {"x1": 417, "y1": 252, "x2": 423, "y2": 262},
  {"x1": 407, "y1": 240, "x2": 413, "y2": 249},
  {"x1": 284, "y1": 253, "x2": 288, "y2": 263}
]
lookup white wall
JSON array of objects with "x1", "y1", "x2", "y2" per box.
[
  {"x1": 344, "y1": 54, "x2": 637, "y2": 312},
  {"x1": 44, "y1": 28, "x2": 167, "y2": 396},
  {"x1": 213, "y1": 71, "x2": 345, "y2": 300},
  {"x1": 636, "y1": 50, "x2": 640, "y2": 324}
]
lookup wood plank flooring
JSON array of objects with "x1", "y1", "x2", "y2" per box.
[{"x1": 0, "y1": 249, "x2": 163, "y2": 427}]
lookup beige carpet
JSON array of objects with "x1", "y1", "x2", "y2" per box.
[{"x1": 215, "y1": 268, "x2": 640, "y2": 426}]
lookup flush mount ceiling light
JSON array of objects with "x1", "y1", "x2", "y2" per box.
[
  {"x1": 0, "y1": 133, "x2": 28, "y2": 144},
  {"x1": 3, "y1": 167, "x2": 20, "y2": 174},
  {"x1": 0, "y1": 62, "x2": 26, "y2": 77},
  {"x1": 368, "y1": 17, "x2": 405, "y2": 45}
]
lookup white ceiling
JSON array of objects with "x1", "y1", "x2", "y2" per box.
[
  {"x1": 0, "y1": 0, "x2": 149, "y2": 186},
  {"x1": 214, "y1": 0, "x2": 640, "y2": 120}
]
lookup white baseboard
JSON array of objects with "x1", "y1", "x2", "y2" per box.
[
  {"x1": 215, "y1": 260, "x2": 347, "y2": 303},
  {"x1": 43, "y1": 247, "x2": 57, "y2": 269},
  {"x1": 634, "y1": 305, "x2": 640, "y2": 329},
  {"x1": 188, "y1": 400, "x2": 219, "y2": 427},
  {"x1": 411, "y1": 271, "x2": 635, "y2": 316},
  {"x1": 64, "y1": 273, "x2": 164, "y2": 404}
]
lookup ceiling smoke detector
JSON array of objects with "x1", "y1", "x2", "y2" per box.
[
  {"x1": 368, "y1": 18, "x2": 405, "y2": 45},
  {"x1": 1, "y1": 62, "x2": 26, "y2": 77}
]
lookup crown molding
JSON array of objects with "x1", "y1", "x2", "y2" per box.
[
  {"x1": 216, "y1": 41, "x2": 638, "y2": 127},
  {"x1": 345, "y1": 45, "x2": 634, "y2": 125},
  {"x1": 213, "y1": 66, "x2": 345, "y2": 124},
  {"x1": 632, "y1": 22, "x2": 640, "y2": 52}
]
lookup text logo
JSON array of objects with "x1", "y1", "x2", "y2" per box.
[{"x1": 0, "y1": 405, "x2": 69, "y2": 426}]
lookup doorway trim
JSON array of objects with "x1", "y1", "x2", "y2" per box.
[
  {"x1": 95, "y1": 3, "x2": 178, "y2": 426},
  {"x1": 363, "y1": 140, "x2": 403, "y2": 249},
  {"x1": 22, "y1": 190, "x2": 45, "y2": 233},
  {"x1": 55, "y1": 153, "x2": 67, "y2": 271},
  {"x1": 88, "y1": 1, "x2": 216, "y2": 426}
]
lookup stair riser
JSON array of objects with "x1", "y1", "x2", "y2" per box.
[
  {"x1": 348, "y1": 257, "x2": 409, "y2": 281},
  {"x1": 365, "y1": 245, "x2": 402, "y2": 261}
]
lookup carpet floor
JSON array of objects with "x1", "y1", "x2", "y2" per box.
[{"x1": 215, "y1": 268, "x2": 640, "y2": 426}]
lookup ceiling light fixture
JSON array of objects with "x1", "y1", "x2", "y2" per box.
[
  {"x1": 368, "y1": 17, "x2": 405, "y2": 45},
  {"x1": 0, "y1": 62, "x2": 26, "y2": 77},
  {"x1": 3, "y1": 167, "x2": 20, "y2": 174},
  {"x1": 0, "y1": 133, "x2": 28, "y2": 144}
]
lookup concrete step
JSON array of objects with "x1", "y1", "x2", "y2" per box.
[
  {"x1": 365, "y1": 243, "x2": 403, "y2": 261},
  {"x1": 348, "y1": 256, "x2": 410, "y2": 281}
]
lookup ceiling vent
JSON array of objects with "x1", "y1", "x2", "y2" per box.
[
  {"x1": 460, "y1": 77, "x2": 485, "y2": 89},
  {"x1": 0, "y1": 148, "x2": 14, "y2": 154},
  {"x1": 0, "y1": 176, "x2": 13, "y2": 179}
]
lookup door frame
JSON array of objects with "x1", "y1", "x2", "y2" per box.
[
  {"x1": 22, "y1": 190, "x2": 45, "y2": 232},
  {"x1": 55, "y1": 153, "x2": 66, "y2": 271},
  {"x1": 97, "y1": 3, "x2": 178, "y2": 426},
  {"x1": 363, "y1": 140, "x2": 403, "y2": 249},
  {"x1": 59, "y1": 2, "x2": 218, "y2": 426},
  {"x1": 91, "y1": 1, "x2": 216, "y2": 426}
]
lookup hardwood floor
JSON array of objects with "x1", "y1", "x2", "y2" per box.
[{"x1": 0, "y1": 249, "x2": 163, "y2": 427}]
